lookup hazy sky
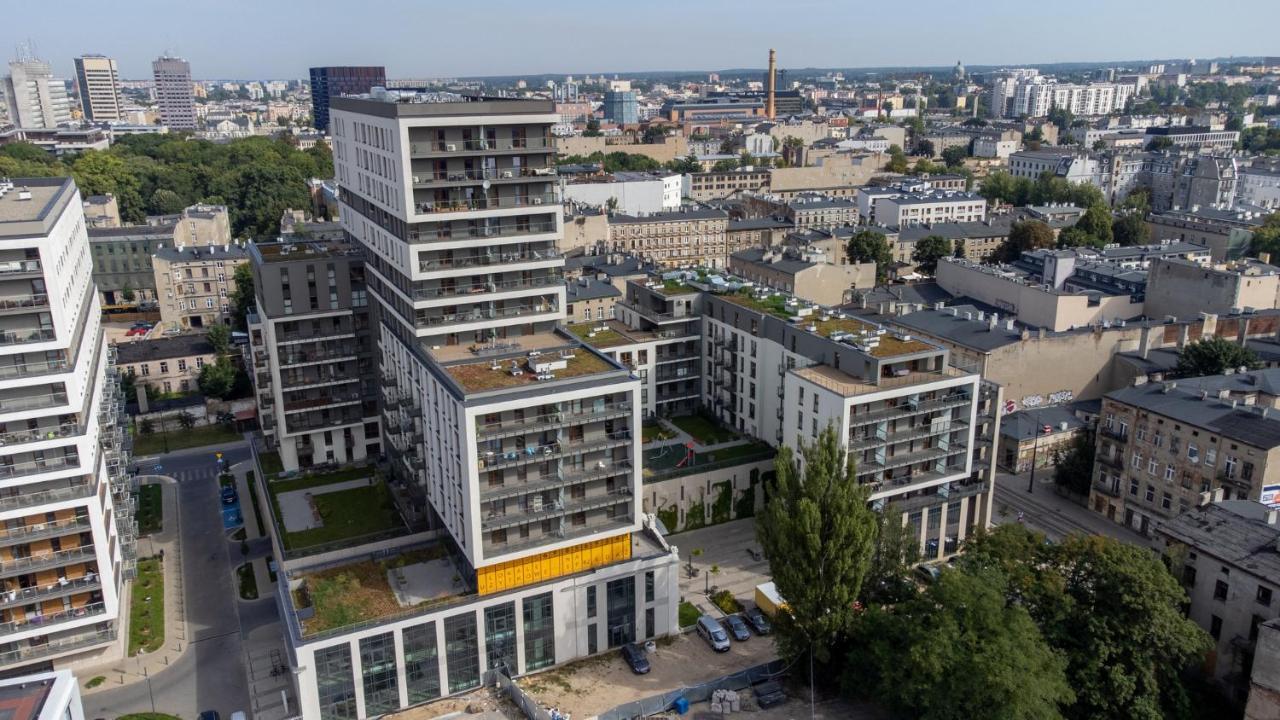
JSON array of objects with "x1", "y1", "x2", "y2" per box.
[{"x1": 4, "y1": 0, "x2": 1277, "y2": 81}]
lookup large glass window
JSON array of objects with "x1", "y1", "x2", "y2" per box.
[
  {"x1": 444, "y1": 613, "x2": 480, "y2": 694},
  {"x1": 315, "y1": 644, "x2": 358, "y2": 720},
  {"x1": 523, "y1": 592, "x2": 555, "y2": 671},
  {"x1": 484, "y1": 602, "x2": 517, "y2": 674},
  {"x1": 403, "y1": 622, "x2": 440, "y2": 704},
  {"x1": 359, "y1": 632, "x2": 399, "y2": 716},
  {"x1": 606, "y1": 576, "x2": 636, "y2": 648}
]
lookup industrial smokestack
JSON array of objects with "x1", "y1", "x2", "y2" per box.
[{"x1": 766, "y1": 49, "x2": 777, "y2": 120}]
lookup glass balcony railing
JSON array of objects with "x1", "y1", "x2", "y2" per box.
[
  {"x1": 412, "y1": 273, "x2": 563, "y2": 301},
  {"x1": 0, "y1": 329, "x2": 56, "y2": 346},
  {"x1": 0, "y1": 515, "x2": 92, "y2": 546},
  {"x1": 0, "y1": 359, "x2": 70, "y2": 381},
  {"x1": 417, "y1": 302, "x2": 558, "y2": 328},
  {"x1": 411, "y1": 166, "x2": 556, "y2": 184},
  {"x1": 418, "y1": 248, "x2": 561, "y2": 273},
  {"x1": 0, "y1": 421, "x2": 84, "y2": 447},
  {"x1": 0, "y1": 545, "x2": 96, "y2": 577},
  {"x1": 407, "y1": 220, "x2": 557, "y2": 244},
  {"x1": 0, "y1": 295, "x2": 49, "y2": 312},
  {"x1": 0, "y1": 625, "x2": 115, "y2": 665},
  {"x1": 0, "y1": 601, "x2": 106, "y2": 636},
  {"x1": 0, "y1": 260, "x2": 42, "y2": 276},
  {"x1": 409, "y1": 137, "x2": 553, "y2": 155},
  {"x1": 412, "y1": 192, "x2": 557, "y2": 215},
  {"x1": 476, "y1": 403, "x2": 632, "y2": 439},
  {"x1": 0, "y1": 455, "x2": 81, "y2": 482},
  {"x1": 0, "y1": 575, "x2": 101, "y2": 610}
]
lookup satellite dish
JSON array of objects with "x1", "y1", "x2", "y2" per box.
[{"x1": 482, "y1": 180, "x2": 491, "y2": 190}]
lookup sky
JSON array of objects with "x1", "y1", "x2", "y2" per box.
[{"x1": 3, "y1": 0, "x2": 1278, "y2": 81}]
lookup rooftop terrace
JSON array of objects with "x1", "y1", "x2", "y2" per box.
[{"x1": 441, "y1": 337, "x2": 615, "y2": 393}]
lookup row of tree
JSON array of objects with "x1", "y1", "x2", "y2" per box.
[
  {"x1": 0, "y1": 134, "x2": 331, "y2": 239},
  {"x1": 756, "y1": 426, "x2": 1213, "y2": 720}
]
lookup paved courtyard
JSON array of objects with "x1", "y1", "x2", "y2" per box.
[{"x1": 277, "y1": 477, "x2": 374, "y2": 532}]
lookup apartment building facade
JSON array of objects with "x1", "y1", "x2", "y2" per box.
[
  {"x1": 877, "y1": 191, "x2": 986, "y2": 228},
  {"x1": 308, "y1": 66, "x2": 386, "y2": 133},
  {"x1": 281, "y1": 93, "x2": 680, "y2": 719},
  {"x1": 245, "y1": 240, "x2": 380, "y2": 472},
  {"x1": 0, "y1": 178, "x2": 134, "y2": 671},
  {"x1": 152, "y1": 243, "x2": 248, "y2": 330},
  {"x1": 607, "y1": 208, "x2": 735, "y2": 269},
  {"x1": 72, "y1": 56, "x2": 123, "y2": 123},
  {"x1": 150, "y1": 56, "x2": 195, "y2": 130}
]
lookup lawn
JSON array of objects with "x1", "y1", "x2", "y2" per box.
[
  {"x1": 644, "y1": 441, "x2": 774, "y2": 480},
  {"x1": 135, "y1": 484, "x2": 163, "y2": 536},
  {"x1": 642, "y1": 421, "x2": 677, "y2": 444},
  {"x1": 237, "y1": 562, "x2": 259, "y2": 600},
  {"x1": 132, "y1": 423, "x2": 241, "y2": 455},
  {"x1": 279, "y1": 481, "x2": 403, "y2": 551},
  {"x1": 245, "y1": 471, "x2": 265, "y2": 536},
  {"x1": 259, "y1": 450, "x2": 285, "y2": 477},
  {"x1": 678, "y1": 600, "x2": 701, "y2": 628},
  {"x1": 128, "y1": 557, "x2": 164, "y2": 656},
  {"x1": 669, "y1": 414, "x2": 739, "y2": 445}
]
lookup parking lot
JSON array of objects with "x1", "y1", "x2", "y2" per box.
[
  {"x1": 520, "y1": 629, "x2": 778, "y2": 718},
  {"x1": 671, "y1": 518, "x2": 772, "y2": 612}
]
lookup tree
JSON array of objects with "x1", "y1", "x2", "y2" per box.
[
  {"x1": 121, "y1": 283, "x2": 136, "y2": 303},
  {"x1": 845, "y1": 230, "x2": 893, "y2": 284},
  {"x1": 1249, "y1": 213, "x2": 1280, "y2": 259},
  {"x1": 997, "y1": 220, "x2": 1055, "y2": 262},
  {"x1": 1052, "y1": 430, "x2": 1096, "y2": 496},
  {"x1": 197, "y1": 357, "x2": 237, "y2": 399},
  {"x1": 1092, "y1": 139, "x2": 1108, "y2": 152},
  {"x1": 149, "y1": 188, "x2": 186, "y2": 215},
  {"x1": 139, "y1": 418, "x2": 155, "y2": 435},
  {"x1": 940, "y1": 145, "x2": 967, "y2": 168},
  {"x1": 229, "y1": 264, "x2": 255, "y2": 331},
  {"x1": 913, "y1": 139, "x2": 935, "y2": 157},
  {"x1": 884, "y1": 144, "x2": 909, "y2": 173},
  {"x1": 755, "y1": 423, "x2": 877, "y2": 664},
  {"x1": 176, "y1": 411, "x2": 196, "y2": 430},
  {"x1": 911, "y1": 235, "x2": 952, "y2": 274},
  {"x1": 952, "y1": 238, "x2": 966, "y2": 258},
  {"x1": 582, "y1": 119, "x2": 602, "y2": 137},
  {"x1": 1112, "y1": 213, "x2": 1150, "y2": 246},
  {"x1": 1147, "y1": 136, "x2": 1173, "y2": 151},
  {"x1": 71, "y1": 151, "x2": 144, "y2": 221},
  {"x1": 961, "y1": 527, "x2": 1212, "y2": 720},
  {"x1": 1056, "y1": 226, "x2": 1104, "y2": 249},
  {"x1": 1175, "y1": 336, "x2": 1261, "y2": 377},
  {"x1": 711, "y1": 159, "x2": 738, "y2": 172},
  {"x1": 861, "y1": 509, "x2": 919, "y2": 605},
  {"x1": 206, "y1": 323, "x2": 231, "y2": 356},
  {"x1": 666, "y1": 154, "x2": 701, "y2": 174},
  {"x1": 843, "y1": 569, "x2": 1073, "y2": 720},
  {"x1": 1074, "y1": 204, "x2": 1114, "y2": 246},
  {"x1": 641, "y1": 125, "x2": 667, "y2": 144}
]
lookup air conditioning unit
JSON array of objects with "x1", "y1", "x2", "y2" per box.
[
  {"x1": 533, "y1": 198, "x2": 543, "y2": 205},
  {"x1": 412, "y1": 175, "x2": 421, "y2": 183},
  {"x1": 446, "y1": 143, "x2": 457, "y2": 151},
  {"x1": 501, "y1": 170, "x2": 514, "y2": 179}
]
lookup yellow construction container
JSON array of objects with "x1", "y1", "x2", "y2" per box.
[{"x1": 476, "y1": 533, "x2": 632, "y2": 595}]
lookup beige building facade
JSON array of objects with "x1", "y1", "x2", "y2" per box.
[
  {"x1": 153, "y1": 243, "x2": 249, "y2": 330},
  {"x1": 607, "y1": 208, "x2": 735, "y2": 268}
]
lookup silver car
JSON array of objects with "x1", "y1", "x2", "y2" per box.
[{"x1": 696, "y1": 614, "x2": 731, "y2": 652}]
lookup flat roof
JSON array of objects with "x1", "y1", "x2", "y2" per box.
[
  {"x1": 433, "y1": 331, "x2": 620, "y2": 394},
  {"x1": 115, "y1": 334, "x2": 216, "y2": 364},
  {"x1": 254, "y1": 240, "x2": 363, "y2": 263},
  {"x1": 0, "y1": 178, "x2": 75, "y2": 237},
  {"x1": 331, "y1": 94, "x2": 555, "y2": 119},
  {"x1": 1157, "y1": 501, "x2": 1280, "y2": 585}
]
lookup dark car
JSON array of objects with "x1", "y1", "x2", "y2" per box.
[
  {"x1": 620, "y1": 643, "x2": 650, "y2": 674},
  {"x1": 744, "y1": 607, "x2": 772, "y2": 635},
  {"x1": 220, "y1": 486, "x2": 238, "y2": 505},
  {"x1": 724, "y1": 613, "x2": 750, "y2": 641},
  {"x1": 754, "y1": 680, "x2": 787, "y2": 709},
  {"x1": 197, "y1": 712, "x2": 221, "y2": 720}
]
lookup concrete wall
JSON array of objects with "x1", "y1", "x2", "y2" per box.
[
  {"x1": 1145, "y1": 259, "x2": 1280, "y2": 321},
  {"x1": 640, "y1": 457, "x2": 773, "y2": 533},
  {"x1": 562, "y1": 213, "x2": 608, "y2": 253},
  {"x1": 1246, "y1": 620, "x2": 1280, "y2": 720},
  {"x1": 769, "y1": 153, "x2": 884, "y2": 193}
]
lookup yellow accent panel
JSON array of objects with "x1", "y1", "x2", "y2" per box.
[{"x1": 477, "y1": 534, "x2": 631, "y2": 595}]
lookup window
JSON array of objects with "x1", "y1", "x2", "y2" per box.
[
  {"x1": 1187, "y1": 443, "x2": 1199, "y2": 463},
  {"x1": 586, "y1": 586, "x2": 597, "y2": 618},
  {"x1": 1214, "y1": 580, "x2": 1229, "y2": 601},
  {"x1": 1164, "y1": 465, "x2": 1175, "y2": 482},
  {"x1": 646, "y1": 607, "x2": 655, "y2": 639},
  {"x1": 359, "y1": 633, "x2": 399, "y2": 716},
  {"x1": 1132, "y1": 452, "x2": 1142, "y2": 469},
  {"x1": 177, "y1": 359, "x2": 187, "y2": 372},
  {"x1": 1129, "y1": 478, "x2": 1139, "y2": 496},
  {"x1": 1145, "y1": 485, "x2": 1155, "y2": 502},
  {"x1": 1225, "y1": 456, "x2": 1237, "y2": 478},
  {"x1": 196, "y1": 357, "x2": 205, "y2": 368},
  {"x1": 444, "y1": 612, "x2": 480, "y2": 694},
  {"x1": 484, "y1": 602, "x2": 517, "y2": 673},
  {"x1": 645, "y1": 571, "x2": 655, "y2": 603},
  {"x1": 403, "y1": 622, "x2": 440, "y2": 704},
  {"x1": 1259, "y1": 586, "x2": 1273, "y2": 607},
  {"x1": 607, "y1": 576, "x2": 636, "y2": 648},
  {"x1": 1205, "y1": 448, "x2": 1217, "y2": 466},
  {"x1": 1161, "y1": 492, "x2": 1172, "y2": 510},
  {"x1": 1210, "y1": 615, "x2": 1223, "y2": 640},
  {"x1": 523, "y1": 592, "x2": 555, "y2": 671},
  {"x1": 1148, "y1": 458, "x2": 1158, "y2": 476},
  {"x1": 159, "y1": 362, "x2": 169, "y2": 374},
  {"x1": 587, "y1": 623, "x2": 598, "y2": 655},
  {"x1": 315, "y1": 644, "x2": 357, "y2": 720},
  {"x1": 141, "y1": 364, "x2": 150, "y2": 376}
]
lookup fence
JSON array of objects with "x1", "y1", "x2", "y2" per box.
[
  {"x1": 490, "y1": 670, "x2": 552, "y2": 720},
  {"x1": 594, "y1": 659, "x2": 787, "y2": 720}
]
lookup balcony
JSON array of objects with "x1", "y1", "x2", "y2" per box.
[
  {"x1": 483, "y1": 492, "x2": 631, "y2": 532},
  {"x1": 0, "y1": 546, "x2": 97, "y2": 579},
  {"x1": 0, "y1": 601, "x2": 106, "y2": 636},
  {"x1": 0, "y1": 625, "x2": 115, "y2": 665},
  {"x1": 0, "y1": 391, "x2": 69, "y2": 414},
  {"x1": 862, "y1": 444, "x2": 966, "y2": 473},
  {"x1": 0, "y1": 421, "x2": 84, "y2": 447},
  {"x1": 411, "y1": 272, "x2": 563, "y2": 302},
  {"x1": 616, "y1": 301, "x2": 679, "y2": 324},
  {"x1": 478, "y1": 432, "x2": 632, "y2": 472},
  {"x1": 0, "y1": 576, "x2": 102, "y2": 611},
  {"x1": 849, "y1": 421, "x2": 968, "y2": 452},
  {"x1": 0, "y1": 329, "x2": 56, "y2": 346},
  {"x1": 477, "y1": 403, "x2": 632, "y2": 440},
  {"x1": 0, "y1": 295, "x2": 49, "y2": 314},
  {"x1": 1097, "y1": 452, "x2": 1124, "y2": 470},
  {"x1": 0, "y1": 359, "x2": 70, "y2": 381},
  {"x1": 1100, "y1": 426, "x2": 1128, "y2": 442},
  {"x1": 418, "y1": 248, "x2": 561, "y2": 274},
  {"x1": 279, "y1": 374, "x2": 359, "y2": 391},
  {"x1": 0, "y1": 455, "x2": 82, "y2": 482},
  {"x1": 0, "y1": 515, "x2": 92, "y2": 547},
  {"x1": 417, "y1": 301, "x2": 558, "y2": 328},
  {"x1": 481, "y1": 461, "x2": 633, "y2": 503},
  {"x1": 1093, "y1": 477, "x2": 1122, "y2": 497},
  {"x1": 847, "y1": 393, "x2": 972, "y2": 428},
  {"x1": 0, "y1": 260, "x2": 41, "y2": 277},
  {"x1": 409, "y1": 136, "x2": 553, "y2": 156},
  {"x1": 412, "y1": 192, "x2": 556, "y2": 216},
  {"x1": 282, "y1": 392, "x2": 363, "y2": 413},
  {"x1": 407, "y1": 219, "x2": 557, "y2": 244},
  {"x1": 411, "y1": 166, "x2": 557, "y2": 187}
]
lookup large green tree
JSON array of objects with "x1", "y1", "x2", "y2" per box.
[
  {"x1": 911, "y1": 235, "x2": 952, "y2": 274},
  {"x1": 844, "y1": 569, "x2": 1074, "y2": 720},
  {"x1": 885, "y1": 144, "x2": 909, "y2": 173},
  {"x1": 997, "y1": 220, "x2": 1055, "y2": 262},
  {"x1": 1112, "y1": 212, "x2": 1151, "y2": 246},
  {"x1": 1074, "y1": 204, "x2": 1114, "y2": 245},
  {"x1": 846, "y1": 230, "x2": 893, "y2": 284},
  {"x1": 756, "y1": 423, "x2": 878, "y2": 664},
  {"x1": 1249, "y1": 213, "x2": 1280, "y2": 259},
  {"x1": 1052, "y1": 430, "x2": 1096, "y2": 496},
  {"x1": 961, "y1": 526, "x2": 1212, "y2": 720},
  {"x1": 1175, "y1": 336, "x2": 1262, "y2": 377},
  {"x1": 940, "y1": 145, "x2": 967, "y2": 168},
  {"x1": 229, "y1": 264, "x2": 256, "y2": 331},
  {"x1": 197, "y1": 357, "x2": 237, "y2": 399},
  {"x1": 205, "y1": 323, "x2": 232, "y2": 356},
  {"x1": 1056, "y1": 226, "x2": 1105, "y2": 250}
]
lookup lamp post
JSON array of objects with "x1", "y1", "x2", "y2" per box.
[{"x1": 1027, "y1": 424, "x2": 1052, "y2": 493}]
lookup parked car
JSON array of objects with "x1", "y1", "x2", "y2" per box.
[
  {"x1": 620, "y1": 642, "x2": 650, "y2": 674},
  {"x1": 125, "y1": 326, "x2": 148, "y2": 337},
  {"x1": 197, "y1": 712, "x2": 220, "y2": 720},
  {"x1": 229, "y1": 712, "x2": 248, "y2": 720},
  {"x1": 744, "y1": 606, "x2": 772, "y2": 635},
  {"x1": 753, "y1": 680, "x2": 787, "y2": 709},
  {"x1": 724, "y1": 613, "x2": 750, "y2": 641},
  {"x1": 220, "y1": 486, "x2": 238, "y2": 505},
  {"x1": 131, "y1": 321, "x2": 153, "y2": 330},
  {"x1": 696, "y1": 615, "x2": 731, "y2": 652},
  {"x1": 915, "y1": 564, "x2": 942, "y2": 585}
]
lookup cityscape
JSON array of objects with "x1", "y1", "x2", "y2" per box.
[{"x1": 1, "y1": 5, "x2": 1280, "y2": 720}]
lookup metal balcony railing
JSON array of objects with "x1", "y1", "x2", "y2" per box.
[
  {"x1": 411, "y1": 166, "x2": 557, "y2": 184},
  {"x1": 0, "y1": 455, "x2": 81, "y2": 481},
  {"x1": 0, "y1": 295, "x2": 49, "y2": 312},
  {"x1": 0, "y1": 481, "x2": 93, "y2": 513},
  {"x1": 409, "y1": 137, "x2": 553, "y2": 154},
  {"x1": 0, "y1": 625, "x2": 115, "y2": 665},
  {"x1": 0, "y1": 359, "x2": 70, "y2": 381},
  {"x1": 412, "y1": 193, "x2": 557, "y2": 215},
  {"x1": 411, "y1": 273, "x2": 564, "y2": 301},
  {"x1": 0, "y1": 545, "x2": 96, "y2": 578},
  {"x1": 0, "y1": 601, "x2": 106, "y2": 636},
  {"x1": 417, "y1": 302, "x2": 558, "y2": 327},
  {"x1": 407, "y1": 220, "x2": 557, "y2": 244},
  {"x1": 0, "y1": 421, "x2": 84, "y2": 447},
  {"x1": 0, "y1": 516, "x2": 91, "y2": 547},
  {"x1": 0, "y1": 391, "x2": 69, "y2": 414},
  {"x1": 0, "y1": 576, "x2": 102, "y2": 611},
  {"x1": 476, "y1": 403, "x2": 632, "y2": 440},
  {"x1": 478, "y1": 432, "x2": 632, "y2": 471},
  {"x1": 0, "y1": 260, "x2": 41, "y2": 276},
  {"x1": 0, "y1": 329, "x2": 56, "y2": 346},
  {"x1": 418, "y1": 248, "x2": 561, "y2": 273}
]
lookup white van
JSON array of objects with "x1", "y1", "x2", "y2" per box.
[{"x1": 696, "y1": 614, "x2": 731, "y2": 652}]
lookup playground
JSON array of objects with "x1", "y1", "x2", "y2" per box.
[{"x1": 642, "y1": 414, "x2": 774, "y2": 480}]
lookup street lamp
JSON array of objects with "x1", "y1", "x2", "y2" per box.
[{"x1": 1026, "y1": 423, "x2": 1053, "y2": 493}]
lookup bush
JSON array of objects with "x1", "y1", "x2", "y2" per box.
[
  {"x1": 86, "y1": 676, "x2": 106, "y2": 689},
  {"x1": 711, "y1": 590, "x2": 743, "y2": 614}
]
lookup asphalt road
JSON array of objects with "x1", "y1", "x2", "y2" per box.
[
  {"x1": 992, "y1": 470, "x2": 1150, "y2": 546},
  {"x1": 88, "y1": 441, "x2": 254, "y2": 719}
]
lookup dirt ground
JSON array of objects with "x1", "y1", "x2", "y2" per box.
[
  {"x1": 518, "y1": 630, "x2": 779, "y2": 718},
  {"x1": 385, "y1": 686, "x2": 524, "y2": 720}
]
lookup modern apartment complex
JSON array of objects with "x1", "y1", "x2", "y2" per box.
[
  {"x1": 308, "y1": 66, "x2": 386, "y2": 133},
  {"x1": 1, "y1": 58, "x2": 71, "y2": 129},
  {"x1": 150, "y1": 56, "x2": 196, "y2": 130},
  {"x1": 271, "y1": 93, "x2": 679, "y2": 719},
  {"x1": 0, "y1": 178, "x2": 134, "y2": 671},
  {"x1": 72, "y1": 56, "x2": 123, "y2": 122},
  {"x1": 245, "y1": 239, "x2": 380, "y2": 472}
]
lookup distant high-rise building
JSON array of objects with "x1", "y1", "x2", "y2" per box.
[
  {"x1": 307, "y1": 66, "x2": 385, "y2": 132},
  {"x1": 151, "y1": 56, "x2": 196, "y2": 130},
  {"x1": 603, "y1": 90, "x2": 639, "y2": 125},
  {"x1": 73, "y1": 55, "x2": 124, "y2": 122},
  {"x1": 1, "y1": 56, "x2": 72, "y2": 128}
]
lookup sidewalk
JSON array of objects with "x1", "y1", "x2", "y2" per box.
[
  {"x1": 232, "y1": 461, "x2": 275, "y2": 598},
  {"x1": 80, "y1": 476, "x2": 189, "y2": 693}
]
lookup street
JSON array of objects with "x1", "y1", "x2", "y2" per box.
[
  {"x1": 87, "y1": 441, "x2": 255, "y2": 719},
  {"x1": 991, "y1": 470, "x2": 1150, "y2": 546}
]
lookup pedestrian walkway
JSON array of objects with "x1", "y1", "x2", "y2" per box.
[
  {"x1": 79, "y1": 476, "x2": 189, "y2": 694},
  {"x1": 231, "y1": 461, "x2": 276, "y2": 603}
]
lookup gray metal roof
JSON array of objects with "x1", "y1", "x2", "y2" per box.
[
  {"x1": 891, "y1": 307, "x2": 1025, "y2": 353},
  {"x1": 1107, "y1": 379, "x2": 1280, "y2": 448},
  {"x1": 1157, "y1": 501, "x2": 1280, "y2": 585},
  {"x1": 1000, "y1": 405, "x2": 1086, "y2": 442}
]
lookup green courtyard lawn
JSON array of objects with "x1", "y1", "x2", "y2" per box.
[
  {"x1": 132, "y1": 423, "x2": 241, "y2": 455},
  {"x1": 264, "y1": 467, "x2": 403, "y2": 552},
  {"x1": 128, "y1": 557, "x2": 165, "y2": 656},
  {"x1": 668, "y1": 414, "x2": 740, "y2": 445},
  {"x1": 642, "y1": 421, "x2": 678, "y2": 444},
  {"x1": 135, "y1": 484, "x2": 163, "y2": 536}
]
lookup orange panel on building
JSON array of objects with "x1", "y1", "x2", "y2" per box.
[{"x1": 476, "y1": 533, "x2": 631, "y2": 595}]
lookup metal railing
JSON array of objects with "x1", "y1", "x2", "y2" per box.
[
  {"x1": 0, "y1": 359, "x2": 70, "y2": 381},
  {"x1": 0, "y1": 421, "x2": 84, "y2": 447},
  {"x1": 417, "y1": 303, "x2": 558, "y2": 327},
  {"x1": 0, "y1": 329, "x2": 56, "y2": 346},
  {"x1": 0, "y1": 294, "x2": 48, "y2": 312},
  {"x1": 848, "y1": 393, "x2": 972, "y2": 428},
  {"x1": 0, "y1": 545, "x2": 96, "y2": 577},
  {"x1": 409, "y1": 137, "x2": 553, "y2": 154},
  {"x1": 0, "y1": 515, "x2": 91, "y2": 546},
  {"x1": 418, "y1": 248, "x2": 561, "y2": 272},
  {"x1": 481, "y1": 461, "x2": 633, "y2": 503},
  {"x1": 478, "y1": 432, "x2": 632, "y2": 471},
  {"x1": 411, "y1": 166, "x2": 556, "y2": 184},
  {"x1": 0, "y1": 626, "x2": 115, "y2": 665},
  {"x1": 0, "y1": 576, "x2": 101, "y2": 610},
  {"x1": 407, "y1": 220, "x2": 557, "y2": 243},
  {"x1": 412, "y1": 192, "x2": 557, "y2": 215},
  {"x1": 279, "y1": 347, "x2": 361, "y2": 366},
  {"x1": 0, "y1": 455, "x2": 82, "y2": 482},
  {"x1": 411, "y1": 272, "x2": 563, "y2": 301},
  {"x1": 282, "y1": 392, "x2": 363, "y2": 412},
  {"x1": 0, "y1": 601, "x2": 106, "y2": 636},
  {"x1": 476, "y1": 403, "x2": 631, "y2": 439},
  {"x1": 0, "y1": 391, "x2": 69, "y2": 414},
  {"x1": 616, "y1": 301, "x2": 677, "y2": 323},
  {"x1": 0, "y1": 260, "x2": 41, "y2": 276}
]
